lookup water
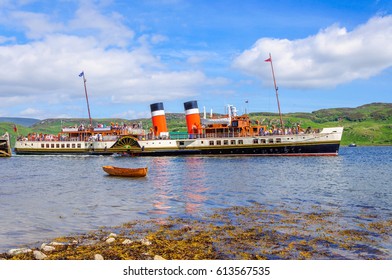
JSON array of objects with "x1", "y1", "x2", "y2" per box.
[{"x1": 1, "y1": 147, "x2": 391, "y2": 255}]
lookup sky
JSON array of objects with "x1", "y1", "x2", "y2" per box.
[{"x1": 0, "y1": 0, "x2": 392, "y2": 120}]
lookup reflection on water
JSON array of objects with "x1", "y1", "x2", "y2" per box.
[{"x1": 0, "y1": 147, "x2": 391, "y2": 254}]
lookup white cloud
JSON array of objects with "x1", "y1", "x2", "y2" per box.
[
  {"x1": 233, "y1": 15, "x2": 392, "y2": 89},
  {"x1": 151, "y1": 34, "x2": 168, "y2": 44},
  {"x1": 0, "y1": 35, "x2": 16, "y2": 44},
  {"x1": 10, "y1": 11, "x2": 64, "y2": 39},
  {"x1": 69, "y1": 3, "x2": 135, "y2": 48},
  {"x1": 19, "y1": 107, "x2": 43, "y2": 118},
  {"x1": 0, "y1": 2, "x2": 227, "y2": 118}
]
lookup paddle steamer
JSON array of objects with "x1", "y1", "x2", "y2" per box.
[{"x1": 14, "y1": 100, "x2": 343, "y2": 156}]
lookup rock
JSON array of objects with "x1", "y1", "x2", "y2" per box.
[
  {"x1": 181, "y1": 224, "x2": 193, "y2": 232},
  {"x1": 41, "y1": 244, "x2": 56, "y2": 252},
  {"x1": 8, "y1": 248, "x2": 32, "y2": 256},
  {"x1": 108, "y1": 233, "x2": 117, "y2": 238},
  {"x1": 49, "y1": 241, "x2": 67, "y2": 246},
  {"x1": 94, "y1": 254, "x2": 104, "y2": 260},
  {"x1": 42, "y1": 246, "x2": 56, "y2": 252},
  {"x1": 140, "y1": 238, "x2": 152, "y2": 246},
  {"x1": 154, "y1": 255, "x2": 166, "y2": 260},
  {"x1": 106, "y1": 237, "x2": 116, "y2": 244},
  {"x1": 33, "y1": 250, "x2": 47, "y2": 260},
  {"x1": 122, "y1": 239, "x2": 133, "y2": 245}
]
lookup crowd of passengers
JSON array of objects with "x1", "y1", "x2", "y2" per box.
[
  {"x1": 17, "y1": 122, "x2": 320, "y2": 142},
  {"x1": 259, "y1": 125, "x2": 320, "y2": 136},
  {"x1": 17, "y1": 122, "x2": 143, "y2": 141}
]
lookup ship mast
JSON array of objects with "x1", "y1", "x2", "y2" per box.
[
  {"x1": 265, "y1": 53, "x2": 284, "y2": 129},
  {"x1": 79, "y1": 71, "x2": 93, "y2": 127}
]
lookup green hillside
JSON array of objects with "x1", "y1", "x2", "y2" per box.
[{"x1": 1, "y1": 103, "x2": 391, "y2": 147}]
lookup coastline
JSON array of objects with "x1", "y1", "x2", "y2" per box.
[{"x1": 1, "y1": 203, "x2": 391, "y2": 260}]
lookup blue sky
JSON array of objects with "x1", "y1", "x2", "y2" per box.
[{"x1": 0, "y1": 0, "x2": 391, "y2": 120}]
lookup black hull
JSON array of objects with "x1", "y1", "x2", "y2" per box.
[
  {"x1": 14, "y1": 142, "x2": 340, "y2": 157},
  {"x1": 128, "y1": 143, "x2": 341, "y2": 157}
]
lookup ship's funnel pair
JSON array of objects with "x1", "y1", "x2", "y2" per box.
[{"x1": 150, "y1": 101, "x2": 201, "y2": 137}]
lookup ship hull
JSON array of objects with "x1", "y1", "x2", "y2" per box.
[{"x1": 127, "y1": 142, "x2": 340, "y2": 157}]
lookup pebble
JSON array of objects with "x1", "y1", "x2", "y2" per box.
[
  {"x1": 94, "y1": 254, "x2": 104, "y2": 260},
  {"x1": 140, "y1": 238, "x2": 152, "y2": 246},
  {"x1": 33, "y1": 250, "x2": 47, "y2": 260},
  {"x1": 122, "y1": 239, "x2": 134, "y2": 245},
  {"x1": 8, "y1": 248, "x2": 32, "y2": 256},
  {"x1": 49, "y1": 241, "x2": 67, "y2": 246},
  {"x1": 41, "y1": 243, "x2": 56, "y2": 252},
  {"x1": 106, "y1": 237, "x2": 116, "y2": 244}
]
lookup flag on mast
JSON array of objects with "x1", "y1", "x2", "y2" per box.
[
  {"x1": 264, "y1": 57, "x2": 271, "y2": 62},
  {"x1": 78, "y1": 70, "x2": 92, "y2": 127}
]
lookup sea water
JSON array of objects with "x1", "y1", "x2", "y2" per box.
[{"x1": 0, "y1": 147, "x2": 391, "y2": 255}]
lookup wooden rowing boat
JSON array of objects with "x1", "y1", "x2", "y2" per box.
[{"x1": 102, "y1": 165, "x2": 148, "y2": 177}]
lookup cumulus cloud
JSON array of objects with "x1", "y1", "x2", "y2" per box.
[
  {"x1": 233, "y1": 15, "x2": 392, "y2": 89},
  {"x1": 0, "y1": 2, "x2": 223, "y2": 118}
]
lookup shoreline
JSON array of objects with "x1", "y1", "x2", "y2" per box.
[{"x1": 1, "y1": 203, "x2": 391, "y2": 260}]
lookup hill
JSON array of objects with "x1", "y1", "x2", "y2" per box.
[
  {"x1": 0, "y1": 117, "x2": 40, "y2": 127},
  {"x1": 1, "y1": 103, "x2": 391, "y2": 147}
]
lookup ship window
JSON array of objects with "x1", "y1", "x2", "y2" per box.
[
  {"x1": 276, "y1": 138, "x2": 282, "y2": 143},
  {"x1": 41, "y1": 144, "x2": 45, "y2": 148},
  {"x1": 72, "y1": 144, "x2": 76, "y2": 148},
  {"x1": 77, "y1": 144, "x2": 81, "y2": 148},
  {"x1": 253, "y1": 139, "x2": 258, "y2": 144},
  {"x1": 51, "y1": 144, "x2": 54, "y2": 148},
  {"x1": 216, "y1": 140, "x2": 221, "y2": 145},
  {"x1": 67, "y1": 144, "x2": 70, "y2": 148},
  {"x1": 231, "y1": 140, "x2": 236, "y2": 145},
  {"x1": 209, "y1": 141, "x2": 214, "y2": 146},
  {"x1": 46, "y1": 144, "x2": 50, "y2": 148},
  {"x1": 238, "y1": 140, "x2": 243, "y2": 144},
  {"x1": 61, "y1": 144, "x2": 65, "y2": 148},
  {"x1": 261, "y1": 139, "x2": 266, "y2": 144},
  {"x1": 268, "y1": 139, "x2": 274, "y2": 143},
  {"x1": 179, "y1": 141, "x2": 184, "y2": 146},
  {"x1": 56, "y1": 144, "x2": 60, "y2": 148},
  {"x1": 224, "y1": 140, "x2": 229, "y2": 145}
]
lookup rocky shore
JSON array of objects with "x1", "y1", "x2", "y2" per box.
[{"x1": 1, "y1": 203, "x2": 391, "y2": 260}]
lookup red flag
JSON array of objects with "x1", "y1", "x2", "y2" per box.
[
  {"x1": 265, "y1": 57, "x2": 271, "y2": 62},
  {"x1": 13, "y1": 124, "x2": 18, "y2": 132}
]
